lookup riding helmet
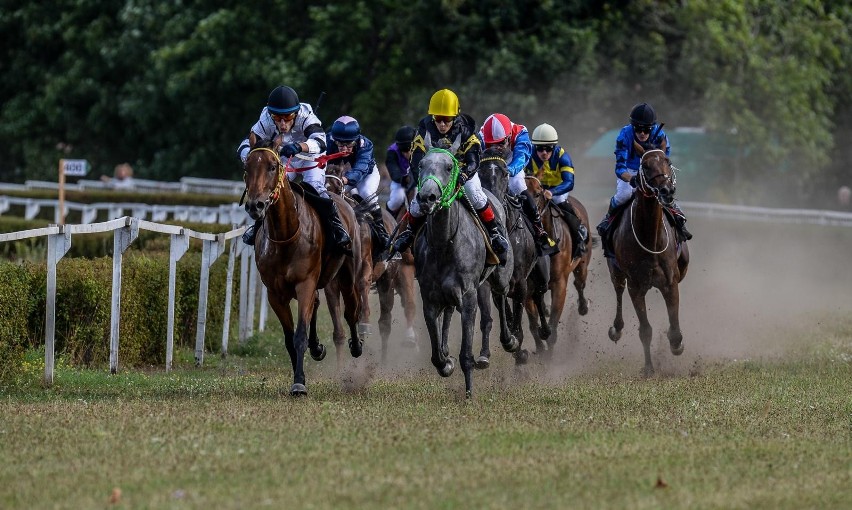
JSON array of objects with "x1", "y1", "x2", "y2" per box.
[
  {"x1": 629, "y1": 102, "x2": 656, "y2": 126},
  {"x1": 531, "y1": 123, "x2": 559, "y2": 145},
  {"x1": 481, "y1": 113, "x2": 513, "y2": 144},
  {"x1": 395, "y1": 125, "x2": 416, "y2": 144},
  {"x1": 267, "y1": 86, "x2": 300, "y2": 114},
  {"x1": 428, "y1": 89, "x2": 460, "y2": 117},
  {"x1": 331, "y1": 116, "x2": 361, "y2": 142}
]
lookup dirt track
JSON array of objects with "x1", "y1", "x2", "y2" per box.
[{"x1": 354, "y1": 207, "x2": 852, "y2": 382}]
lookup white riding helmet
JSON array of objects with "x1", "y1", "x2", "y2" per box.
[{"x1": 531, "y1": 123, "x2": 558, "y2": 145}]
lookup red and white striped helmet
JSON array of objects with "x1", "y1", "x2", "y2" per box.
[{"x1": 481, "y1": 113, "x2": 513, "y2": 144}]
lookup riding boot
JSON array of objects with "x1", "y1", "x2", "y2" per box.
[
  {"x1": 390, "y1": 212, "x2": 425, "y2": 255},
  {"x1": 369, "y1": 204, "x2": 391, "y2": 252},
  {"x1": 557, "y1": 201, "x2": 588, "y2": 259},
  {"x1": 328, "y1": 202, "x2": 353, "y2": 256},
  {"x1": 242, "y1": 218, "x2": 262, "y2": 246},
  {"x1": 597, "y1": 201, "x2": 618, "y2": 258},
  {"x1": 520, "y1": 190, "x2": 559, "y2": 255},
  {"x1": 477, "y1": 201, "x2": 510, "y2": 264},
  {"x1": 385, "y1": 204, "x2": 401, "y2": 220},
  {"x1": 666, "y1": 202, "x2": 693, "y2": 241}
]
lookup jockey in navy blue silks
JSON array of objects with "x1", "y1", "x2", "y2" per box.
[
  {"x1": 596, "y1": 102, "x2": 692, "y2": 257},
  {"x1": 327, "y1": 115, "x2": 390, "y2": 251}
]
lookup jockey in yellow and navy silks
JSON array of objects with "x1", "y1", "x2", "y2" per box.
[
  {"x1": 596, "y1": 102, "x2": 692, "y2": 257},
  {"x1": 327, "y1": 115, "x2": 391, "y2": 251},
  {"x1": 480, "y1": 113, "x2": 557, "y2": 255},
  {"x1": 525, "y1": 123, "x2": 588, "y2": 259},
  {"x1": 390, "y1": 89, "x2": 509, "y2": 262},
  {"x1": 236, "y1": 85, "x2": 351, "y2": 252}
]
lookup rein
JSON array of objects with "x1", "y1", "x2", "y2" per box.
[
  {"x1": 629, "y1": 198, "x2": 669, "y2": 254},
  {"x1": 417, "y1": 148, "x2": 464, "y2": 209}
]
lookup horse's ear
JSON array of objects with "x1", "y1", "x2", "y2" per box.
[
  {"x1": 659, "y1": 137, "x2": 667, "y2": 153},
  {"x1": 633, "y1": 140, "x2": 646, "y2": 156},
  {"x1": 249, "y1": 132, "x2": 258, "y2": 149},
  {"x1": 272, "y1": 134, "x2": 283, "y2": 153}
]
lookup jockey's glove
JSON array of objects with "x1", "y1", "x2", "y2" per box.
[
  {"x1": 629, "y1": 174, "x2": 639, "y2": 188},
  {"x1": 280, "y1": 142, "x2": 302, "y2": 158}
]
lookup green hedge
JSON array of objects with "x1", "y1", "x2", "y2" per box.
[{"x1": 0, "y1": 252, "x2": 243, "y2": 375}]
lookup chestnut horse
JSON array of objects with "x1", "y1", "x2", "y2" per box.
[
  {"x1": 324, "y1": 162, "x2": 417, "y2": 364},
  {"x1": 243, "y1": 136, "x2": 363, "y2": 395},
  {"x1": 524, "y1": 176, "x2": 593, "y2": 358},
  {"x1": 606, "y1": 140, "x2": 689, "y2": 375}
]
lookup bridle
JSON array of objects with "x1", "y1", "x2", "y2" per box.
[
  {"x1": 245, "y1": 147, "x2": 286, "y2": 214},
  {"x1": 637, "y1": 149, "x2": 677, "y2": 206}
]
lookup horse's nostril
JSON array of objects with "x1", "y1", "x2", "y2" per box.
[{"x1": 428, "y1": 194, "x2": 437, "y2": 203}]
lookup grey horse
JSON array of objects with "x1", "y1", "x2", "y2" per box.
[
  {"x1": 476, "y1": 147, "x2": 548, "y2": 365},
  {"x1": 413, "y1": 148, "x2": 518, "y2": 397}
]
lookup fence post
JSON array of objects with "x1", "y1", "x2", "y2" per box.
[
  {"x1": 194, "y1": 237, "x2": 224, "y2": 366},
  {"x1": 246, "y1": 256, "x2": 258, "y2": 339},
  {"x1": 166, "y1": 231, "x2": 190, "y2": 371},
  {"x1": 221, "y1": 236, "x2": 240, "y2": 357},
  {"x1": 109, "y1": 218, "x2": 139, "y2": 374},
  {"x1": 258, "y1": 284, "x2": 269, "y2": 332},
  {"x1": 238, "y1": 246, "x2": 251, "y2": 343},
  {"x1": 44, "y1": 229, "x2": 72, "y2": 386}
]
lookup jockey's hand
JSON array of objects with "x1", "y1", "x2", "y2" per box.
[
  {"x1": 280, "y1": 142, "x2": 302, "y2": 158},
  {"x1": 543, "y1": 190, "x2": 553, "y2": 200},
  {"x1": 629, "y1": 175, "x2": 639, "y2": 188}
]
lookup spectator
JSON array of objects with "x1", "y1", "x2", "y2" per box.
[{"x1": 101, "y1": 163, "x2": 135, "y2": 190}]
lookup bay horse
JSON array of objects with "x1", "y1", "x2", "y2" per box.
[
  {"x1": 606, "y1": 139, "x2": 689, "y2": 376},
  {"x1": 524, "y1": 176, "x2": 593, "y2": 358},
  {"x1": 243, "y1": 135, "x2": 363, "y2": 395},
  {"x1": 414, "y1": 148, "x2": 518, "y2": 397},
  {"x1": 476, "y1": 147, "x2": 546, "y2": 365},
  {"x1": 324, "y1": 162, "x2": 417, "y2": 364}
]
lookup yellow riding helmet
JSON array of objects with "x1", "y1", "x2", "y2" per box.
[{"x1": 428, "y1": 89, "x2": 460, "y2": 117}]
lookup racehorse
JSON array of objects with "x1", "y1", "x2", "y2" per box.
[
  {"x1": 324, "y1": 162, "x2": 417, "y2": 364},
  {"x1": 606, "y1": 140, "x2": 689, "y2": 375},
  {"x1": 413, "y1": 148, "x2": 518, "y2": 397},
  {"x1": 476, "y1": 147, "x2": 545, "y2": 365},
  {"x1": 243, "y1": 135, "x2": 363, "y2": 395},
  {"x1": 524, "y1": 176, "x2": 593, "y2": 358}
]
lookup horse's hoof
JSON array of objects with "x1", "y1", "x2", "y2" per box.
[
  {"x1": 608, "y1": 326, "x2": 622, "y2": 343},
  {"x1": 348, "y1": 338, "x2": 363, "y2": 358},
  {"x1": 538, "y1": 325, "x2": 551, "y2": 340},
  {"x1": 501, "y1": 335, "x2": 520, "y2": 353},
  {"x1": 290, "y1": 383, "x2": 308, "y2": 396},
  {"x1": 402, "y1": 336, "x2": 418, "y2": 349},
  {"x1": 474, "y1": 356, "x2": 490, "y2": 370},
  {"x1": 670, "y1": 342, "x2": 684, "y2": 356},
  {"x1": 310, "y1": 343, "x2": 327, "y2": 361},
  {"x1": 438, "y1": 357, "x2": 456, "y2": 377},
  {"x1": 578, "y1": 300, "x2": 588, "y2": 316},
  {"x1": 514, "y1": 349, "x2": 530, "y2": 365},
  {"x1": 465, "y1": 389, "x2": 472, "y2": 399},
  {"x1": 641, "y1": 366, "x2": 655, "y2": 378}
]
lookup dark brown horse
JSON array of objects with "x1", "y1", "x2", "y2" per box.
[
  {"x1": 606, "y1": 140, "x2": 689, "y2": 375},
  {"x1": 524, "y1": 176, "x2": 593, "y2": 358},
  {"x1": 243, "y1": 135, "x2": 363, "y2": 395},
  {"x1": 324, "y1": 162, "x2": 417, "y2": 363}
]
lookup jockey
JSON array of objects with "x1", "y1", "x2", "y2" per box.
[
  {"x1": 237, "y1": 85, "x2": 351, "y2": 252},
  {"x1": 480, "y1": 113, "x2": 558, "y2": 255},
  {"x1": 385, "y1": 125, "x2": 415, "y2": 218},
  {"x1": 525, "y1": 123, "x2": 589, "y2": 259},
  {"x1": 391, "y1": 89, "x2": 510, "y2": 262},
  {"x1": 596, "y1": 102, "x2": 692, "y2": 256},
  {"x1": 327, "y1": 115, "x2": 391, "y2": 251}
]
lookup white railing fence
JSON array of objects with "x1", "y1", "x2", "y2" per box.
[
  {"x1": 0, "y1": 217, "x2": 266, "y2": 386},
  {"x1": 680, "y1": 201, "x2": 852, "y2": 227},
  {"x1": 0, "y1": 176, "x2": 244, "y2": 196}
]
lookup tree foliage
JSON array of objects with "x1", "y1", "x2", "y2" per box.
[{"x1": 0, "y1": 0, "x2": 849, "y2": 205}]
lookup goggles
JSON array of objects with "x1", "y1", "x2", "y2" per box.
[
  {"x1": 535, "y1": 145, "x2": 554, "y2": 153},
  {"x1": 432, "y1": 115, "x2": 455, "y2": 125},
  {"x1": 633, "y1": 124, "x2": 652, "y2": 134},
  {"x1": 271, "y1": 111, "x2": 297, "y2": 122}
]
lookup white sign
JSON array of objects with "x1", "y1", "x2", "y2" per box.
[{"x1": 62, "y1": 159, "x2": 89, "y2": 177}]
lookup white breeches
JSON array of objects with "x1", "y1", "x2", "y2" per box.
[
  {"x1": 387, "y1": 180, "x2": 407, "y2": 212},
  {"x1": 508, "y1": 172, "x2": 528, "y2": 196},
  {"x1": 288, "y1": 166, "x2": 328, "y2": 199},
  {"x1": 346, "y1": 164, "x2": 381, "y2": 207}
]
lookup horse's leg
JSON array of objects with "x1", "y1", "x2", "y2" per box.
[
  {"x1": 268, "y1": 294, "x2": 296, "y2": 386},
  {"x1": 523, "y1": 294, "x2": 545, "y2": 355},
  {"x1": 323, "y1": 285, "x2": 347, "y2": 369},
  {"x1": 545, "y1": 273, "x2": 569, "y2": 358},
  {"x1": 397, "y1": 262, "x2": 418, "y2": 347},
  {"x1": 424, "y1": 302, "x2": 454, "y2": 377},
  {"x1": 376, "y1": 276, "x2": 394, "y2": 364},
  {"x1": 512, "y1": 296, "x2": 530, "y2": 364},
  {"x1": 573, "y1": 257, "x2": 589, "y2": 316},
  {"x1": 662, "y1": 283, "x2": 684, "y2": 356},
  {"x1": 339, "y1": 271, "x2": 364, "y2": 359},
  {"x1": 627, "y1": 285, "x2": 654, "y2": 377},
  {"x1": 677, "y1": 243, "x2": 690, "y2": 282},
  {"x1": 307, "y1": 292, "x2": 326, "y2": 362},
  {"x1": 531, "y1": 256, "x2": 551, "y2": 340},
  {"x1": 441, "y1": 307, "x2": 453, "y2": 358},
  {"x1": 357, "y1": 257, "x2": 373, "y2": 351},
  {"x1": 475, "y1": 283, "x2": 492, "y2": 369},
  {"x1": 607, "y1": 261, "x2": 627, "y2": 343},
  {"x1": 492, "y1": 292, "x2": 519, "y2": 354},
  {"x1": 460, "y1": 290, "x2": 478, "y2": 398},
  {"x1": 291, "y1": 282, "x2": 318, "y2": 395}
]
